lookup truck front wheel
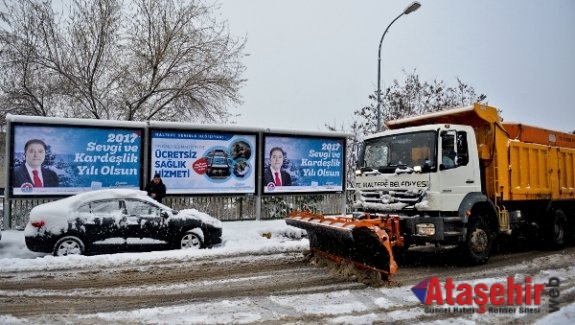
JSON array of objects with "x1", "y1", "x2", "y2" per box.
[{"x1": 460, "y1": 216, "x2": 493, "y2": 265}]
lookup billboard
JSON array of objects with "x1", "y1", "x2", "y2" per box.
[
  {"x1": 10, "y1": 124, "x2": 143, "y2": 196},
  {"x1": 150, "y1": 130, "x2": 257, "y2": 194},
  {"x1": 262, "y1": 135, "x2": 345, "y2": 194}
]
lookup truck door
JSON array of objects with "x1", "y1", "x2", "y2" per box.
[{"x1": 439, "y1": 130, "x2": 478, "y2": 211}]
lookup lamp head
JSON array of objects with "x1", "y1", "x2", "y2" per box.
[{"x1": 404, "y1": 1, "x2": 421, "y2": 15}]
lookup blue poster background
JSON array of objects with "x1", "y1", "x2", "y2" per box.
[
  {"x1": 263, "y1": 136, "x2": 345, "y2": 193},
  {"x1": 12, "y1": 125, "x2": 142, "y2": 195}
]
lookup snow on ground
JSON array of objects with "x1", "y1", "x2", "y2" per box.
[
  {"x1": 1, "y1": 220, "x2": 574, "y2": 324},
  {"x1": 0, "y1": 220, "x2": 308, "y2": 272}
]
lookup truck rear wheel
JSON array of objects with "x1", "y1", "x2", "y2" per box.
[
  {"x1": 460, "y1": 216, "x2": 493, "y2": 265},
  {"x1": 546, "y1": 209, "x2": 567, "y2": 250}
]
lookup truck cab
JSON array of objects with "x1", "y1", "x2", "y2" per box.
[{"x1": 355, "y1": 124, "x2": 484, "y2": 249}]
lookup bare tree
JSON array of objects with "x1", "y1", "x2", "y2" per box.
[
  {"x1": 0, "y1": 0, "x2": 246, "y2": 123},
  {"x1": 331, "y1": 70, "x2": 487, "y2": 188},
  {"x1": 324, "y1": 120, "x2": 363, "y2": 189},
  {"x1": 0, "y1": 0, "x2": 66, "y2": 119},
  {"x1": 364, "y1": 69, "x2": 487, "y2": 134}
]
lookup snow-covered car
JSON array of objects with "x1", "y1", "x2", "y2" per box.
[{"x1": 24, "y1": 189, "x2": 222, "y2": 256}]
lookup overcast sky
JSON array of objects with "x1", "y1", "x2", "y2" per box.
[{"x1": 218, "y1": 0, "x2": 575, "y2": 133}]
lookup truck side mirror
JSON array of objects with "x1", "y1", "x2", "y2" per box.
[{"x1": 421, "y1": 160, "x2": 432, "y2": 172}]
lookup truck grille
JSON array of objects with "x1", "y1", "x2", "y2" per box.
[{"x1": 355, "y1": 188, "x2": 425, "y2": 205}]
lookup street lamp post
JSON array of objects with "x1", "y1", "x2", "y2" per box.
[{"x1": 376, "y1": 1, "x2": 421, "y2": 132}]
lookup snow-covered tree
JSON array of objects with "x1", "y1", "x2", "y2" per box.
[
  {"x1": 328, "y1": 70, "x2": 487, "y2": 188},
  {"x1": 360, "y1": 69, "x2": 487, "y2": 136}
]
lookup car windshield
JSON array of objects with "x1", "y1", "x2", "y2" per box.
[{"x1": 360, "y1": 131, "x2": 437, "y2": 173}]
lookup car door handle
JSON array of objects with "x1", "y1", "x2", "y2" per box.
[{"x1": 466, "y1": 179, "x2": 474, "y2": 184}]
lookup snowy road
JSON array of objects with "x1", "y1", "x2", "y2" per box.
[
  {"x1": 1, "y1": 220, "x2": 574, "y2": 324},
  {"x1": 1, "y1": 251, "x2": 353, "y2": 317}
]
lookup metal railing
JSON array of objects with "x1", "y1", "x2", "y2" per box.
[{"x1": 3, "y1": 191, "x2": 356, "y2": 230}]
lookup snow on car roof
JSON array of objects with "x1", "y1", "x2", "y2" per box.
[{"x1": 31, "y1": 189, "x2": 154, "y2": 213}]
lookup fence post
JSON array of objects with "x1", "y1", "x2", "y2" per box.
[
  {"x1": 255, "y1": 195, "x2": 261, "y2": 221},
  {"x1": 1, "y1": 196, "x2": 7, "y2": 229}
]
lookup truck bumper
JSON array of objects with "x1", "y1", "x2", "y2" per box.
[{"x1": 401, "y1": 215, "x2": 466, "y2": 244}]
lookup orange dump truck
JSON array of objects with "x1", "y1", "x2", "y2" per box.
[{"x1": 287, "y1": 103, "x2": 575, "y2": 277}]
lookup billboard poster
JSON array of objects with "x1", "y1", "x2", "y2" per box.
[
  {"x1": 263, "y1": 135, "x2": 345, "y2": 194},
  {"x1": 11, "y1": 124, "x2": 143, "y2": 196},
  {"x1": 150, "y1": 130, "x2": 256, "y2": 194}
]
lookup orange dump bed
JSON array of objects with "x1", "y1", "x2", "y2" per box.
[
  {"x1": 497, "y1": 124, "x2": 575, "y2": 201},
  {"x1": 503, "y1": 123, "x2": 575, "y2": 149}
]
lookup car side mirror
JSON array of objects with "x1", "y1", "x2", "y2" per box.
[{"x1": 161, "y1": 211, "x2": 169, "y2": 219}]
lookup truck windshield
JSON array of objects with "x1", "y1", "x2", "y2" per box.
[{"x1": 360, "y1": 131, "x2": 437, "y2": 173}]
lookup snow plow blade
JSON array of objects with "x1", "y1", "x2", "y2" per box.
[{"x1": 286, "y1": 211, "x2": 402, "y2": 277}]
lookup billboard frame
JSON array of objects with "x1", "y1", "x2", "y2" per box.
[
  {"x1": 6, "y1": 116, "x2": 146, "y2": 198},
  {"x1": 261, "y1": 132, "x2": 347, "y2": 195},
  {"x1": 147, "y1": 123, "x2": 260, "y2": 196}
]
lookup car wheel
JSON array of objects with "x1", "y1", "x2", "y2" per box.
[
  {"x1": 179, "y1": 229, "x2": 204, "y2": 250},
  {"x1": 53, "y1": 236, "x2": 85, "y2": 256}
]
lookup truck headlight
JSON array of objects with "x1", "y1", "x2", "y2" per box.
[{"x1": 416, "y1": 223, "x2": 435, "y2": 236}]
